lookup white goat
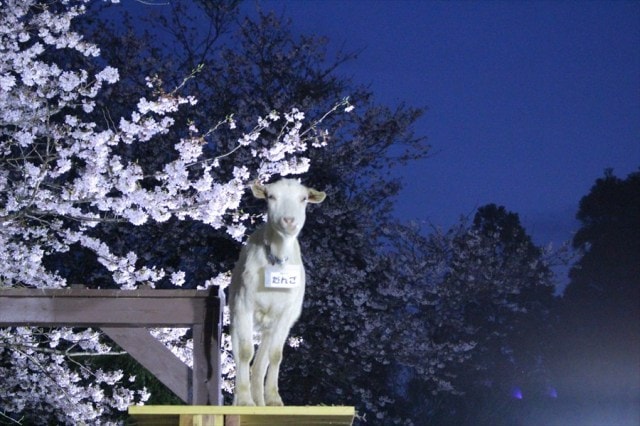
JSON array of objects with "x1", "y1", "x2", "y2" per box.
[{"x1": 229, "y1": 178, "x2": 326, "y2": 406}]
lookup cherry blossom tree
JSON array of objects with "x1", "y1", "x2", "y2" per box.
[
  {"x1": 71, "y1": 5, "x2": 431, "y2": 422},
  {"x1": 277, "y1": 205, "x2": 556, "y2": 424},
  {"x1": 378, "y1": 208, "x2": 557, "y2": 424},
  {"x1": 1, "y1": 1, "x2": 562, "y2": 424},
  {"x1": 57, "y1": 3, "x2": 560, "y2": 424},
  {"x1": 0, "y1": 1, "x2": 348, "y2": 423}
]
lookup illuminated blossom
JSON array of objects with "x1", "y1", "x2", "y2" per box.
[{"x1": 0, "y1": 0, "x2": 348, "y2": 422}]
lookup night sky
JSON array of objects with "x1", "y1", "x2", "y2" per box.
[{"x1": 245, "y1": 0, "x2": 640, "y2": 262}]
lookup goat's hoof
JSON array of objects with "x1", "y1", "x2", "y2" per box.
[
  {"x1": 234, "y1": 397, "x2": 256, "y2": 406},
  {"x1": 265, "y1": 396, "x2": 284, "y2": 406}
]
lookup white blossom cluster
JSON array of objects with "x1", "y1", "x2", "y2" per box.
[
  {"x1": 0, "y1": 0, "x2": 346, "y2": 290},
  {"x1": 0, "y1": 1, "x2": 349, "y2": 423},
  {"x1": 0, "y1": 327, "x2": 148, "y2": 424}
]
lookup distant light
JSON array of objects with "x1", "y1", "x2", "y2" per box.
[
  {"x1": 511, "y1": 387, "x2": 523, "y2": 399},
  {"x1": 547, "y1": 386, "x2": 558, "y2": 398}
]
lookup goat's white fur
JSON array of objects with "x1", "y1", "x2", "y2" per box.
[{"x1": 229, "y1": 178, "x2": 326, "y2": 406}]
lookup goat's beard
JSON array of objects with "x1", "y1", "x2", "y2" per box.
[
  {"x1": 280, "y1": 225, "x2": 300, "y2": 236},
  {"x1": 274, "y1": 222, "x2": 301, "y2": 237}
]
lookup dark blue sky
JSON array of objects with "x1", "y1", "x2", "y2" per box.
[{"x1": 247, "y1": 0, "x2": 640, "y2": 252}]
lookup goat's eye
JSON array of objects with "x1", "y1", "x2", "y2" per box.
[
  {"x1": 267, "y1": 194, "x2": 276, "y2": 201},
  {"x1": 301, "y1": 196, "x2": 308, "y2": 203}
]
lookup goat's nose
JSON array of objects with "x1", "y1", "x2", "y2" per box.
[{"x1": 283, "y1": 217, "x2": 295, "y2": 226}]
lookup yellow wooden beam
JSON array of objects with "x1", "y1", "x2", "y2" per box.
[{"x1": 128, "y1": 405, "x2": 355, "y2": 426}]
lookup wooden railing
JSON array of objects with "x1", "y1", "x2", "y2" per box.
[{"x1": 0, "y1": 287, "x2": 224, "y2": 405}]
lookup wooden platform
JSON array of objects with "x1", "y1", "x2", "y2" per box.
[{"x1": 128, "y1": 405, "x2": 356, "y2": 426}]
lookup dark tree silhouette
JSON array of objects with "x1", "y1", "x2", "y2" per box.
[{"x1": 552, "y1": 169, "x2": 640, "y2": 424}]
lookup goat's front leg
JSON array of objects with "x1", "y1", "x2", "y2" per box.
[
  {"x1": 231, "y1": 309, "x2": 255, "y2": 406},
  {"x1": 263, "y1": 327, "x2": 289, "y2": 406},
  {"x1": 250, "y1": 332, "x2": 272, "y2": 406}
]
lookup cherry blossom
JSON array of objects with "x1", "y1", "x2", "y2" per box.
[{"x1": 0, "y1": 1, "x2": 349, "y2": 423}]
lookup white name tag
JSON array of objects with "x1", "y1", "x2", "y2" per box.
[{"x1": 264, "y1": 265, "x2": 302, "y2": 289}]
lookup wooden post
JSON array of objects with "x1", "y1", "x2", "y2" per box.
[{"x1": 0, "y1": 287, "x2": 223, "y2": 405}]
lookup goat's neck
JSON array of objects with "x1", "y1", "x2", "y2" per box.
[{"x1": 264, "y1": 224, "x2": 297, "y2": 264}]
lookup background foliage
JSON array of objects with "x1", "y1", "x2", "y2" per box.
[{"x1": 1, "y1": 1, "x2": 637, "y2": 425}]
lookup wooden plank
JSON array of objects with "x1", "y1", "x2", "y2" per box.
[
  {"x1": 0, "y1": 289, "x2": 213, "y2": 327},
  {"x1": 128, "y1": 406, "x2": 356, "y2": 426},
  {"x1": 102, "y1": 328, "x2": 192, "y2": 404},
  {"x1": 0, "y1": 288, "x2": 210, "y2": 298},
  {"x1": 128, "y1": 412, "x2": 178, "y2": 426},
  {"x1": 223, "y1": 414, "x2": 353, "y2": 425},
  {"x1": 129, "y1": 405, "x2": 356, "y2": 415},
  {"x1": 125, "y1": 412, "x2": 224, "y2": 426}
]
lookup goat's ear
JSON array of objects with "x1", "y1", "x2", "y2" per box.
[
  {"x1": 307, "y1": 188, "x2": 326, "y2": 204},
  {"x1": 251, "y1": 181, "x2": 267, "y2": 199}
]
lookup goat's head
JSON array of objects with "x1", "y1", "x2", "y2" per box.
[{"x1": 252, "y1": 179, "x2": 326, "y2": 236}]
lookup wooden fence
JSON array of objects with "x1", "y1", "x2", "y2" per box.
[{"x1": 0, "y1": 287, "x2": 224, "y2": 405}]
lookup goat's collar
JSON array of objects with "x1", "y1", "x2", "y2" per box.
[{"x1": 264, "y1": 240, "x2": 288, "y2": 266}]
